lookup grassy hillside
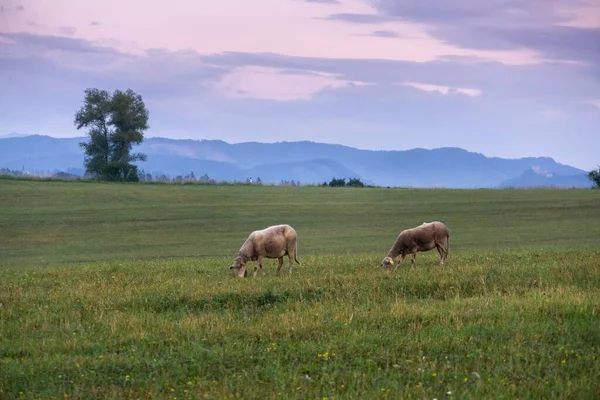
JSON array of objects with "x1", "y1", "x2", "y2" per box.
[{"x1": 1, "y1": 180, "x2": 599, "y2": 399}]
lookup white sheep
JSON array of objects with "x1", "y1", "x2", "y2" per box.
[
  {"x1": 230, "y1": 224, "x2": 301, "y2": 277},
  {"x1": 381, "y1": 221, "x2": 450, "y2": 273}
]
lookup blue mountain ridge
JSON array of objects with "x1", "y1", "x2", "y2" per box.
[{"x1": 0, "y1": 134, "x2": 590, "y2": 188}]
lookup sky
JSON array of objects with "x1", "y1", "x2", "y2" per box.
[{"x1": 1, "y1": 0, "x2": 599, "y2": 170}]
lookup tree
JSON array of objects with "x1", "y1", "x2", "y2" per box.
[
  {"x1": 589, "y1": 167, "x2": 600, "y2": 188},
  {"x1": 199, "y1": 173, "x2": 215, "y2": 184},
  {"x1": 75, "y1": 88, "x2": 149, "y2": 181},
  {"x1": 185, "y1": 171, "x2": 196, "y2": 182},
  {"x1": 328, "y1": 177, "x2": 346, "y2": 187},
  {"x1": 347, "y1": 177, "x2": 365, "y2": 187}
]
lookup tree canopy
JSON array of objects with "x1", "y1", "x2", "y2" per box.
[
  {"x1": 588, "y1": 167, "x2": 600, "y2": 189},
  {"x1": 75, "y1": 88, "x2": 149, "y2": 181}
]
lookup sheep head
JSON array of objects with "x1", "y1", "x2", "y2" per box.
[
  {"x1": 381, "y1": 256, "x2": 395, "y2": 273},
  {"x1": 230, "y1": 256, "x2": 248, "y2": 277}
]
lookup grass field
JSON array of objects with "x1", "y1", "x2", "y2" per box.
[{"x1": 1, "y1": 179, "x2": 599, "y2": 399}]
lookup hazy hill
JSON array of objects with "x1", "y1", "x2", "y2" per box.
[
  {"x1": 499, "y1": 167, "x2": 592, "y2": 188},
  {"x1": 0, "y1": 134, "x2": 588, "y2": 188}
]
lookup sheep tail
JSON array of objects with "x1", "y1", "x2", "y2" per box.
[{"x1": 294, "y1": 241, "x2": 301, "y2": 265}]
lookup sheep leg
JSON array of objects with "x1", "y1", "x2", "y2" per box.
[
  {"x1": 392, "y1": 254, "x2": 405, "y2": 272},
  {"x1": 259, "y1": 257, "x2": 266, "y2": 276},
  {"x1": 287, "y1": 253, "x2": 294, "y2": 275},
  {"x1": 410, "y1": 250, "x2": 417, "y2": 268},
  {"x1": 253, "y1": 256, "x2": 262, "y2": 278},
  {"x1": 276, "y1": 257, "x2": 284, "y2": 275},
  {"x1": 436, "y1": 244, "x2": 444, "y2": 265}
]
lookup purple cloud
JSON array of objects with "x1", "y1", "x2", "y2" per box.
[
  {"x1": 371, "y1": 0, "x2": 579, "y2": 25},
  {"x1": 200, "y1": 51, "x2": 600, "y2": 102},
  {"x1": 366, "y1": 30, "x2": 401, "y2": 38},
  {"x1": 58, "y1": 26, "x2": 77, "y2": 36},
  {"x1": 323, "y1": 13, "x2": 398, "y2": 24},
  {"x1": 0, "y1": 32, "x2": 119, "y2": 55},
  {"x1": 1, "y1": 4, "x2": 24, "y2": 12},
  {"x1": 332, "y1": 0, "x2": 600, "y2": 64}
]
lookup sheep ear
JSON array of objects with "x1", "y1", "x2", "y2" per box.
[{"x1": 389, "y1": 259, "x2": 394, "y2": 265}]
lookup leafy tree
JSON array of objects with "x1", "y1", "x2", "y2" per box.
[
  {"x1": 75, "y1": 88, "x2": 149, "y2": 181},
  {"x1": 347, "y1": 177, "x2": 365, "y2": 187},
  {"x1": 589, "y1": 167, "x2": 600, "y2": 188},
  {"x1": 328, "y1": 177, "x2": 346, "y2": 187}
]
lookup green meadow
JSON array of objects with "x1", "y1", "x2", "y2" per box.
[{"x1": 1, "y1": 179, "x2": 599, "y2": 399}]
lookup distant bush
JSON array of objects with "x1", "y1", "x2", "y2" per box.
[{"x1": 52, "y1": 172, "x2": 80, "y2": 180}]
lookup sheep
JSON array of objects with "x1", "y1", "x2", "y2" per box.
[
  {"x1": 381, "y1": 221, "x2": 450, "y2": 273},
  {"x1": 229, "y1": 224, "x2": 301, "y2": 277}
]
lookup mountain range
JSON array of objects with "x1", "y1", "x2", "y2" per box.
[{"x1": 0, "y1": 134, "x2": 592, "y2": 188}]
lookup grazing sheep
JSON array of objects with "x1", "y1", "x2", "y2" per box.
[
  {"x1": 230, "y1": 224, "x2": 301, "y2": 277},
  {"x1": 381, "y1": 221, "x2": 450, "y2": 273}
]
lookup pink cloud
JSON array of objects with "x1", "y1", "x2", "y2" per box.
[
  {"x1": 558, "y1": 1, "x2": 600, "y2": 28},
  {"x1": 402, "y1": 82, "x2": 482, "y2": 97},
  {"x1": 215, "y1": 66, "x2": 368, "y2": 101}
]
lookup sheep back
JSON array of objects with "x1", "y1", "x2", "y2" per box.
[
  {"x1": 241, "y1": 224, "x2": 298, "y2": 260},
  {"x1": 390, "y1": 221, "x2": 449, "y2": 255}
]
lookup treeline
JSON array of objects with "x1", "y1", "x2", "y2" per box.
[
  {"x1": 137, "y1": 171, "x2": 268, "y2": 185},
  {"x1": 1, "y1": 168, "x2": 371, "y2": 188},
  {"x1": 138, "y1": 171, "x2": 369, "y2": 187},
  {"x1": 0, "y1": 168, "x2": 80, "y2": 180},
  {"x1": 321, "y1": 177, "x2": 367, "y2": 187}
]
